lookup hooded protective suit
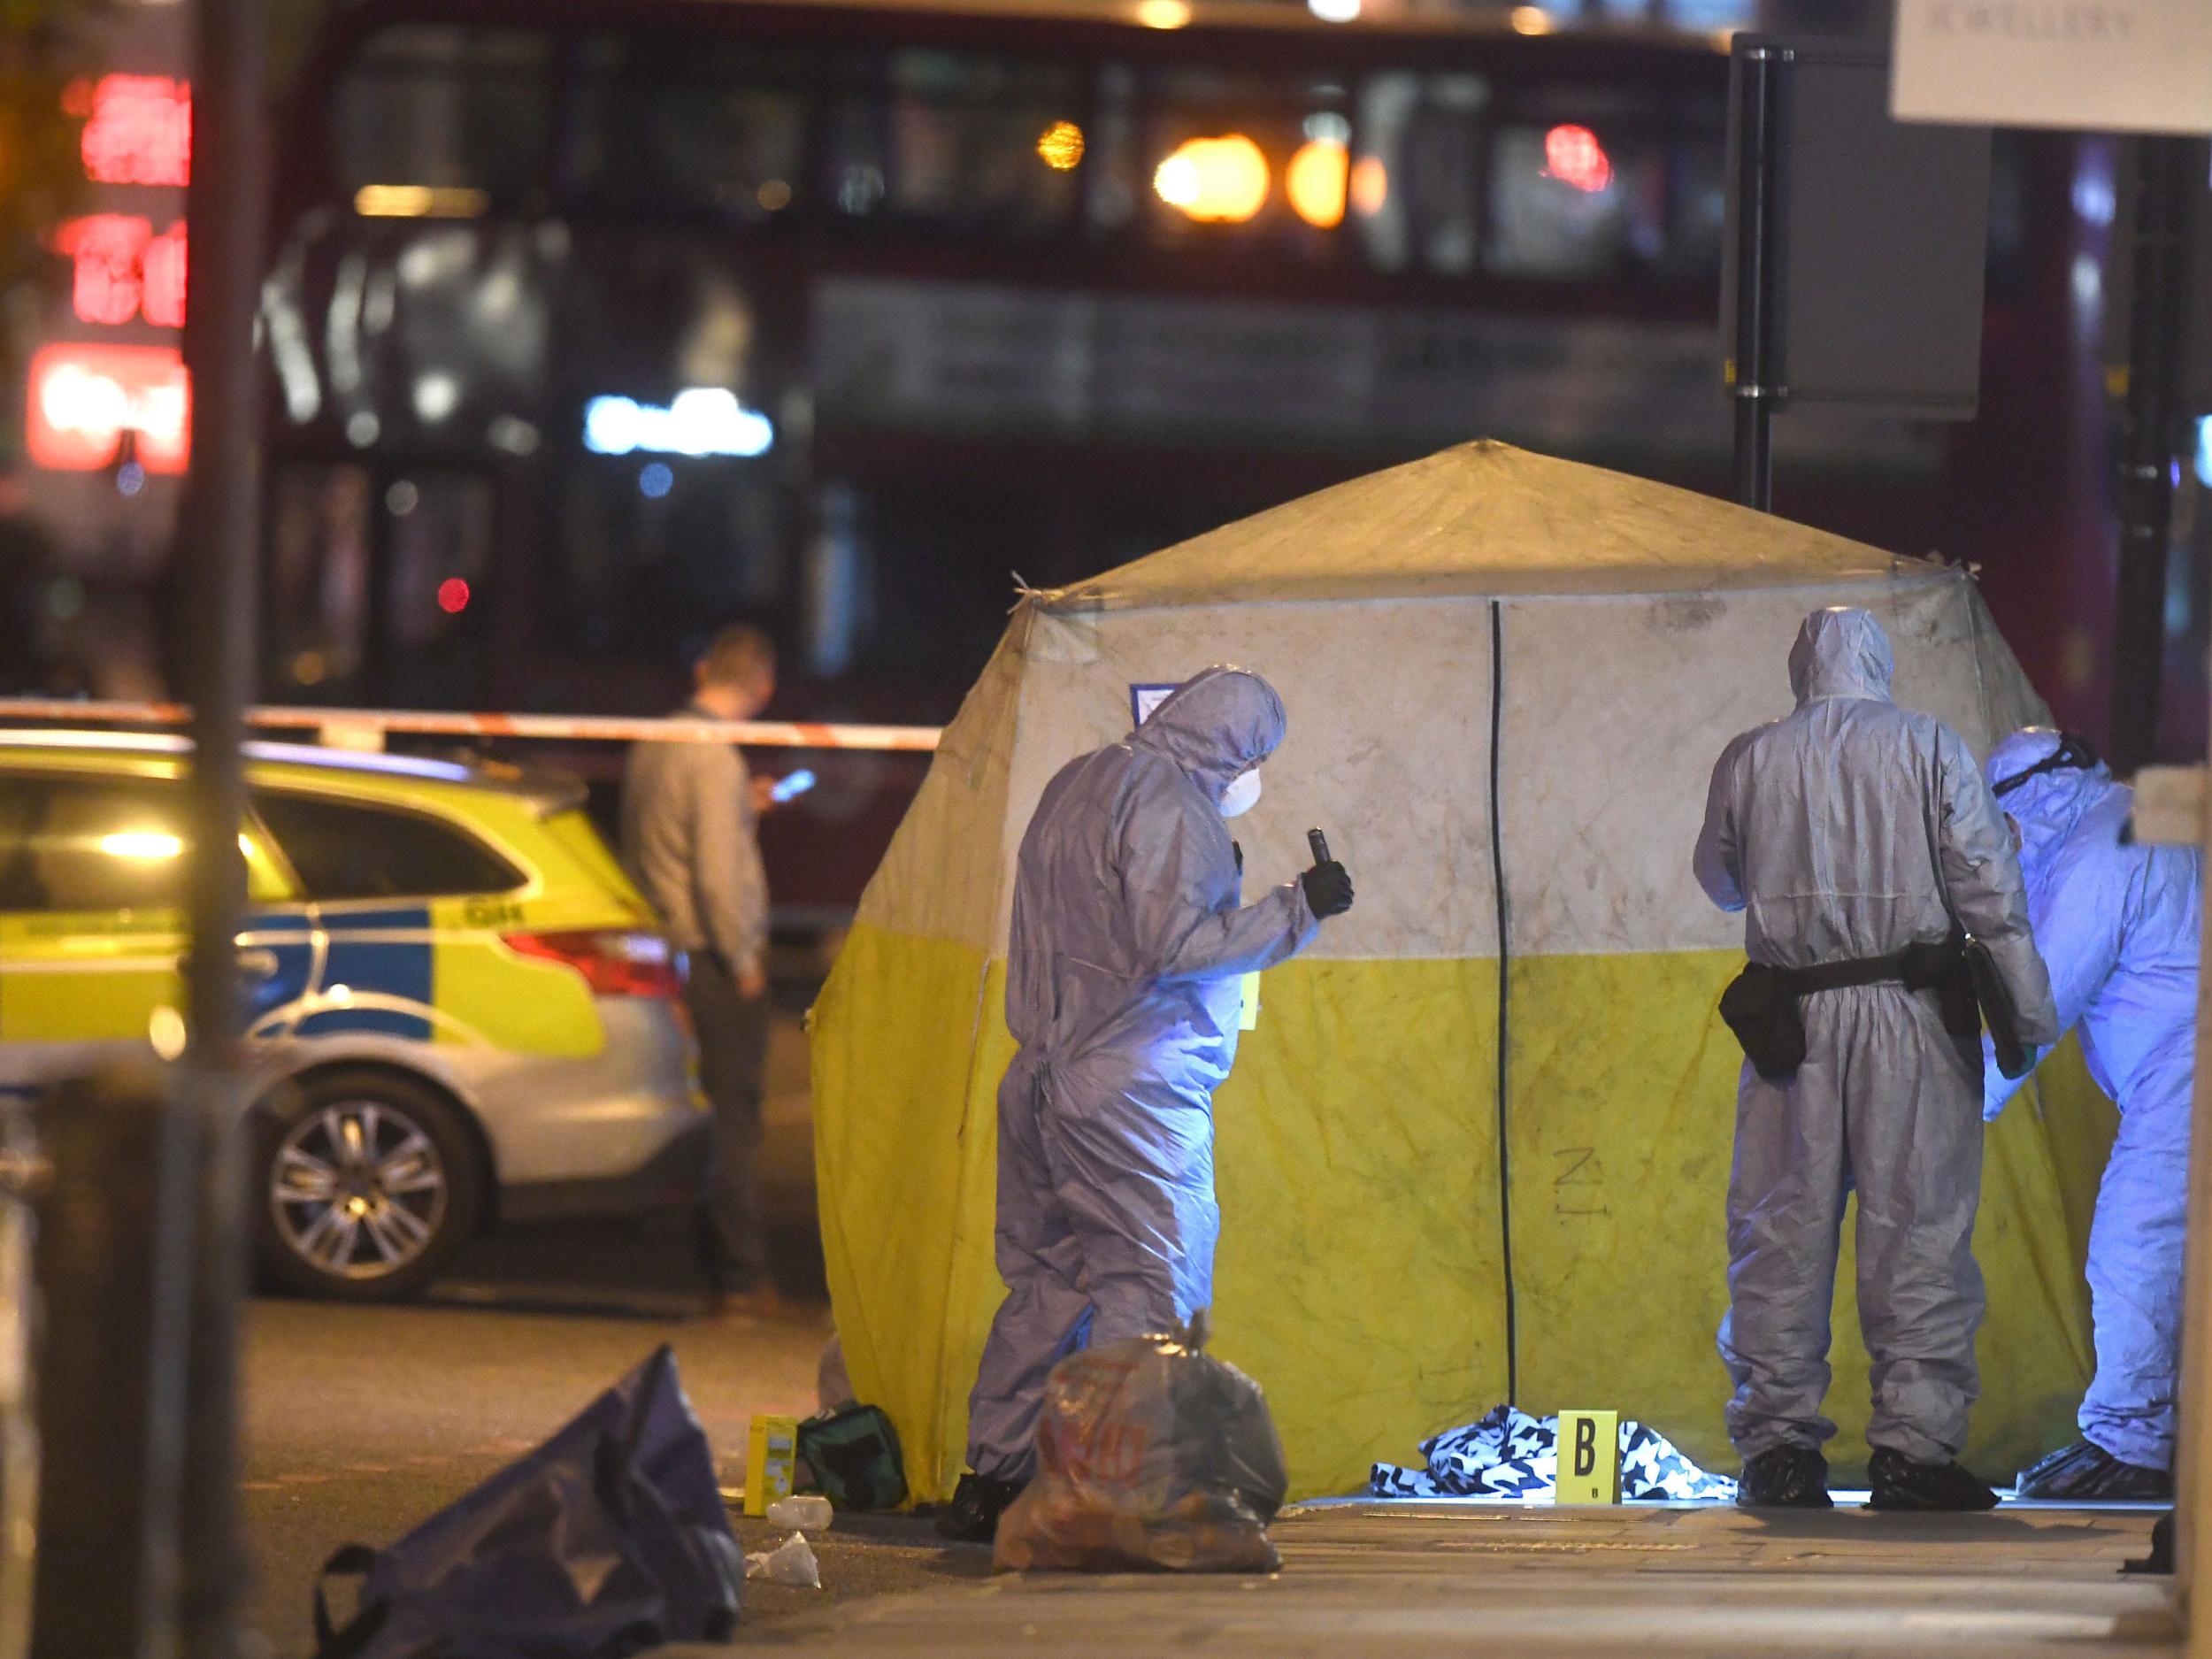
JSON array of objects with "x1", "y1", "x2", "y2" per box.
[
  {"x1": 964, "y1": 667, "x2": 1322, "y2": 1483},
  {"x1": 1694, "y1": 609, "x2": 2058, "y2": 1464},
  {"x1": 1983, "y1": 728, "x2": 2201, "y2": 1471}
]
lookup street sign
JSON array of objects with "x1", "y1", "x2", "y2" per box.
[
  {"x1": 1723, "y1": 40, "x2": 1992, "y2": 421},
  {"x1": 1892, "y1": 0, "x2": 2212, "y2": 134}
]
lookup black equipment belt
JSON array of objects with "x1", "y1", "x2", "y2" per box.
[{"x1": 1770, "y1": 939, "x2": 1961, "y2": 998}]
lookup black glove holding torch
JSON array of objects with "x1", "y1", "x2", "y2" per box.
[{"x1": 1300, "y1": 827, "x2": 1355, "y2": 919}]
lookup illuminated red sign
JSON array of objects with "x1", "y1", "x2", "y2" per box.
[
  {"x1": 53, "y1": 215, "x2": 185, "y2": 328},
  {"x1": 70, "y1": 74, "x2": 192, "y2": 188},
  {"x1": 54, "y1": 214, "x2": 148, "y2": 326},
  {"x1": 26, "y1": 342, "x2": 191, "y2": 474},
  {"x1": 142, "y1": 222, "x2": 187, "y2": 328}
]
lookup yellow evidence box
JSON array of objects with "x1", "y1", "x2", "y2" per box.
[{"x1": 745, "y1": 1414, "x2": 801, "y2": 1517}]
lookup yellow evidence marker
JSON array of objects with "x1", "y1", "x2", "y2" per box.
[
  {"x1": 1555, "y1": 1409, "x2": 1620, "y2": 1505},
  {"x1": 744, "y1": 1414, "x2": 801, "y2": 1517},
  {"x1": 1237, "y1": 971, "x2": 1262, "y2": 1032}
]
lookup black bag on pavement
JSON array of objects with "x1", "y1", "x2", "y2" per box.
[
  {"x1": 797, "y1": 1403, "x2": 908, "y2": 1511},
  {"x1": 310, "y1": 1346, "x2": 742, "y2": 1659}
]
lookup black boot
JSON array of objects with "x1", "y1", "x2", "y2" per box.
[
  {"x1": 1867, "y1": 1448, "x2": 1999, "y2": 1511},
  {"x1": 2125, "y1": 1511, "x2": 2176, "y2": 1575},
  {"x1": 1736, "y1": 1444, "x2": 1833, "y2": 1509},
  {"x1": 2016, "y1": 1439, "x2": 2173, "y2": 1502},
  {"x1": 935, "y1": 1472, "x2": 1024, "y2": 1542}
]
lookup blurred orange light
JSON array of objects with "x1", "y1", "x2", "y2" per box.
[
  {"x1": 1154, "y1": 134, "x2": 1269, "y2": 224},
  {"x1": 1136, "y1": 0, "x2": 1192, "y2": 27},
  {"x1": 1350, "y1": 154, "x2": 1389, "y2": 217},
  {"x1": 1037, "y1": 120, "x2": 1086, "y2": 172},
  {"x1": 1543, "y1": 124, "x2": 1613, "y2": 195},
  {"x1": 1286, "y1": 138, "x2": 1348, "y2": 229},
  {"x1": 437, "y1": 578, "x2": 472, "y2": 614},
  {"x1": 26, "y1": 342, "x2": 190, "y2": 474}
]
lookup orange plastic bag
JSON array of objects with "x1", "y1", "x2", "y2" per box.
[{"x1": 994, "y1": 1313, "x2": 1286, "y2": 1574}]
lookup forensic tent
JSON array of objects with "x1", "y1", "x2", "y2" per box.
[{"x1": 810, "y1": 440, "x2": 2117, "y2": 1502}]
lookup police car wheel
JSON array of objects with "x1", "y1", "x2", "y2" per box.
[{"x1": 253, "y1": 1069, "x2": 482, "y2": 1302}]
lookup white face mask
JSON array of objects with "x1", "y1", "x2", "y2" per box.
[{"x1": 1218, "y1": 769, "x2": 1263, "y2": 818}]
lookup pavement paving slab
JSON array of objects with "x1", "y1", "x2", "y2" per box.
[{"x1": 680, "y1": 1500, "x2": 2177, "y2": 1656}]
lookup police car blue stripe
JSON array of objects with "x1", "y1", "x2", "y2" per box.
[{"x1": 299, "y1": 904, "x2": 434, "y2": 1041}]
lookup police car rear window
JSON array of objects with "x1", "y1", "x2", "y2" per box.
[
  {"x1": 0, "y1": 775, "x2": 188, "y2": 912},
  {"x1": 253, "y1": 791, "x2": 525, "y2": 901}
]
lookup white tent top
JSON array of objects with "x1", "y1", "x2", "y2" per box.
[{"x1": 1040, "y1": 441, "x2": 1942, "y2": 611}]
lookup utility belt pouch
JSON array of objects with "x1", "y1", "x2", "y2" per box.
[
  {"x1": 1718, "y1": 962, "x2": 1807, "y2": 1082},
  {"x1": 1898, "y1": 936, "x2": 1982, "y2": 1045},
  {"x1": 1963, "y1": 936, "x2": 2035, "y2": 1079}
]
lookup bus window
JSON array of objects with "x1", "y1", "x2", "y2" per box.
[
  {"x1": 1664, "y1": 124, "x2": 1729, "y2": 277},
  {"x1": 823, "y1": 50, "x2": 1085, "y2": 237},
  {"x1": 384, "y1": 472, "x2": 495, "y2": 709},
  {"x1": 1354, "y1": 73, "x2": 1488, "y2": 275},
  {"x1": 568, "y1": 37, "x2": 808, "y2": 224},
  {"x1": 301, "y1": 222, "x2": 562, "y2": 453},
  {"x1": 1486, "y1": 119, "x2": 1664, "y2": 279},
  {"x1": 547, "y1": 458, "x2": 784, "y2": 664},
  {"x1": 268, "y1": 464, "x2": 373, "y2": 698},
  {"x1": 543, "y1": 231, "x2": 785, "y2": 665},
  {"x1": 334, "y1": 27, "x2": 551, "y2": 204}
]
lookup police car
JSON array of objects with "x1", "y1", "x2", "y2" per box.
[{"x1": 0, "y1": 731, "x2": 705, "y2": 1299}]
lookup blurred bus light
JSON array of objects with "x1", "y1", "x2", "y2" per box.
[
  {"x1": 100, "y1": 832, "x2": 182, "y2": 861},
  {"x1": 1037, "y1": 120, "x2": 1086, "y2": 171},
  {"x1": 1136, "y1": 0, "x2": 1192, "y2": 27},
  {"x1": 1543, "y1": 124, "x2": 1613, "y2": 194},
  {"x1": 1154, "y1": 135, "x2": 1270, "y2": 224},
  {"x1": 1350, "y1": 154, "x2": 1389, "y2": 216},
  {"x1": 584, "y1": 389, "x2": 774, "y2": 457},
  {"x1": 1288, "y1": 138, "x2": 1348, "y2": 228},
  {"x1": 354, "y1": 185, "x2": 491, "y2": 219}
]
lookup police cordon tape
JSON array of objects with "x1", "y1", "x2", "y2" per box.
[{"x1": 0, "y1": 698, "x2": 943, "y2": 751}]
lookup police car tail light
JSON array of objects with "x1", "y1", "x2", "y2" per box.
[{"x1": 502, "y1": 930, "x2": 682, "y2": 999}]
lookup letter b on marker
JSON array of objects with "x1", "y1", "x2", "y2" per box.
[{"x1": 1555, "y1": 1409, "x2": 1620, "y2": 1505}]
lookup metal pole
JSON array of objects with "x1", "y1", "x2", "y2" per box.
[
  {"x1": 1732, "y1": 44, "x2": 1786, "y2": 513},
  {"x1": 27, "y1": 1070, "x2": 196, "y2": 1659},
  {"x1": 175, "y1": 0, "x2": 268, "y2": 1649},
  {"x1": 2109, "y1": 136, "x2": 2202, "y2": 774}
]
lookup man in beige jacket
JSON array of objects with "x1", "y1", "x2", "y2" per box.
[{"x1": 622, "y1": 624, "x2": 780, "y2": 1318}]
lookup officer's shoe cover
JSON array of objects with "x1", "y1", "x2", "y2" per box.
[
  {"x1": 1867, "y1": 1448, "x2": 2001, "y2": 1511},
  {"x1": 936, "y1": 1472, "x2": 1025, "y2": 1542},
  {"x1": 2016, "y1": 1439, "x2": 2173, "y2": 1502},
  {"x1": 1736, "y1": 1444, "x2": 1833, "y2": 1509}
]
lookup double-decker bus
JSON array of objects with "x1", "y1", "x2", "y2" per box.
[{"x1": 257, "y1": 0, "x2": 2121, "y2": 911}]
